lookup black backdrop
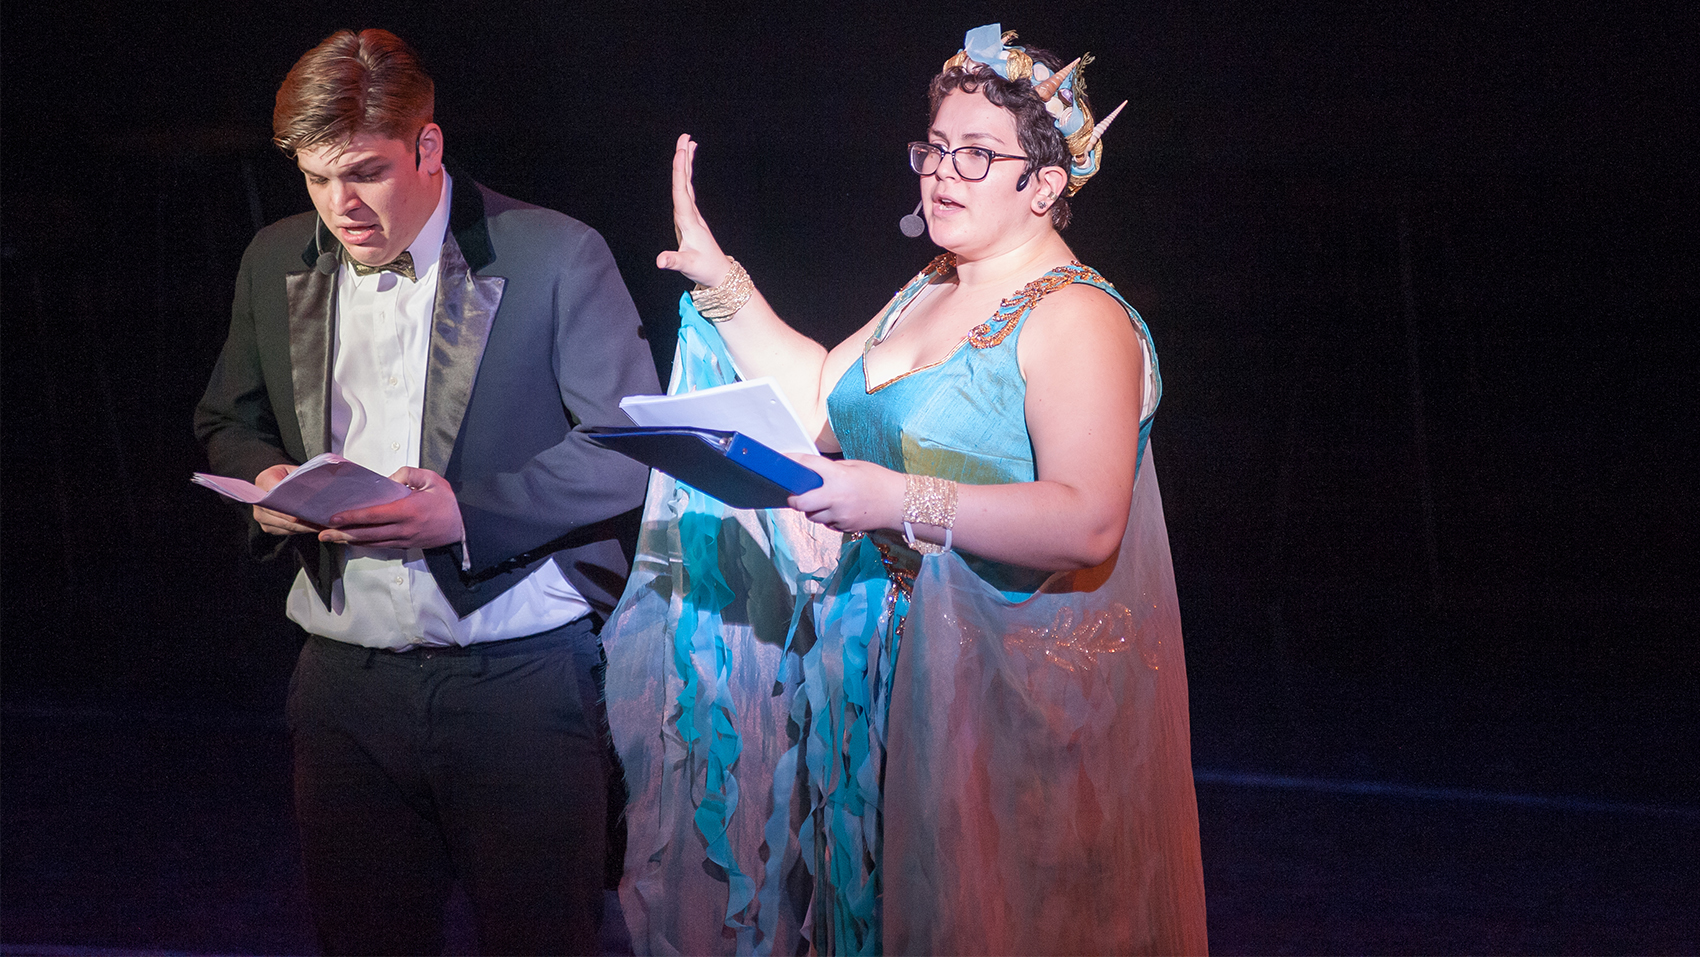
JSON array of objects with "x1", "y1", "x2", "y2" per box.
[{"x1": 3, "y1": 0, "x2": 1696, "y2": 937}]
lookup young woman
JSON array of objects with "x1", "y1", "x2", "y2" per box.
[{"x1": 620, "y1": 25, "x2": 1208, "y2": 955}]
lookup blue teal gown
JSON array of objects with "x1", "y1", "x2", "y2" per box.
[{"x1": 605, "y1": 256, "x2": 1207, "y2": 956}]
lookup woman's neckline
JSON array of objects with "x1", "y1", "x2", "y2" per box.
[
  {"x1": 860, "y1": 257, "x2": 1089, "y2": 393},
  {"x1": 861, "y1": 279, "x2": 963, "y2": 393}
]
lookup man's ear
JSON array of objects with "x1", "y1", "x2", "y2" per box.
[{"x1": 416, "y1": 122, "x2": 445, "y2": 174}]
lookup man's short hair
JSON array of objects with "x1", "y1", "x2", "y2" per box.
[{"x1": 272, "y1": 28, "x2": 434, "y2": 158}]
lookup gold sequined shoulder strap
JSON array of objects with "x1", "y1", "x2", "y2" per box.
[{"x1": 969, "y1": 260, "x2": 1105, "y2": 348}]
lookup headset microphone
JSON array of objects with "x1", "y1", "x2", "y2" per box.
[
  {"x1": 899, "y1": 200, "x2": 925, "y2": 238},
  {"x1": 313, "y1": 217, "x2": 339, "y2": 275}
]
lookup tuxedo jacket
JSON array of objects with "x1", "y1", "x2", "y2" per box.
[{"x1": 195, "y1": 178, "x2": 661, "y2": 622}]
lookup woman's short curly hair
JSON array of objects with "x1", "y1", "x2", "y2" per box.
[{"x1": 927, "y1": 44, "x2": 1085, "y2": 230}]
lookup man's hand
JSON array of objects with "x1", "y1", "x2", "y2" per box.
[
  {"x1": 318, "y1": 466, "x2": 465, "y2": 550},
  {"x1": 253, "y1": 463, "x2": 323, "y2": 536}
]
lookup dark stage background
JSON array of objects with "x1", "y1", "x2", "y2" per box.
[{"x1": 3, "y1": 1, "x2": 1696, "y2": 954}]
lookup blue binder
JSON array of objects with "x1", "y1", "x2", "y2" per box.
[{"x1": 586, "y1": 427, "x2": 823, "y2": 509}]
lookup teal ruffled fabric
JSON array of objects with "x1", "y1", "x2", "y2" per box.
[{"x1": 605, "y1": 297, "x2": 840, "y2": 956}]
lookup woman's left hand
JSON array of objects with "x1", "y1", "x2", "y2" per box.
[{"x1": 788, "y1": 456, "x2": 905, "y2": 533}]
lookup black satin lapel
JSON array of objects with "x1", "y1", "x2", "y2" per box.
[
  {"x1": 421, "y1": 233, "x2": 503, "y2": 475},
  {"x1": 285, "y1": 268, "x2": 336, "y2": 459}
]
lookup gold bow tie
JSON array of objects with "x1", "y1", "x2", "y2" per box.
[{"x1": 348, "y1": 250, "x2": 417, "y2": 281}]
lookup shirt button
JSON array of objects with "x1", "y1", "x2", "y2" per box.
[
  {"x1": 388, "y1": 376, "x2": 399, "y2": 387},
  {"x1": 394, "y1": 575, "x2": 405, "y2": 585},
  {"x1": 391, "y1": 442, "x2": 401, "y2": 451}
]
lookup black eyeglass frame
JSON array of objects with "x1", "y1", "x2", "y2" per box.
[{"x1": 907, "y1": 141, "x2": 1030, "y2": 182}]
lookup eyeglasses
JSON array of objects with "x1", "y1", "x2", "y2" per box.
[{"x1": 908, "y1": 142, "x2": 1028, "y2": 181}]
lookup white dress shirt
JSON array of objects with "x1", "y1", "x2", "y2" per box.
[{"x1": 286, "y1": 173, "x2": 593, "y2": 649}]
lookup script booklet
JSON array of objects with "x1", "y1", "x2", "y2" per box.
[
  {"x1": 191, "y1": 453, "x2": 412, "y2": 526},
  {"x1": 589, "y1": 378, "x2": 823, "y2": 509},
  {"x1": 616, "y1": 377, "x2": 817, "y2": 455}
]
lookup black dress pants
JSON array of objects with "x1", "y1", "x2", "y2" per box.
[{"x1": 287, "y1": 618, "x2": 609, "y2": 956}]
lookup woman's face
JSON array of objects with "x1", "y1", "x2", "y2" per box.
[{"x1": 922, "y1": 89, "x2": 1042, "y2": 257}]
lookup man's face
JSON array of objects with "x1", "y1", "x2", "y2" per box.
[{"x1": 297, "y1": 125, "x2": 444, "y2": 267}]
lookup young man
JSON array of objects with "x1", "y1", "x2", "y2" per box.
[{"x1": 194, "y1": 29, "x2": 658, "y2": 955}]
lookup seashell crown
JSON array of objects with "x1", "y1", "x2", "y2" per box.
[{"x1": 942, "y1": 23, "x2": 1128, "y2": 196}]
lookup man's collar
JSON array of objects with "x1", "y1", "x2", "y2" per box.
[
  {"x1": 402, "y1": 171, "x2": 454, "y2": 280},
  {"x1": 445, "y1": 161, "x2": 493, "y2": 272}
]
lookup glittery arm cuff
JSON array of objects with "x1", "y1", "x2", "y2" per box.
[
  {"x1": 902, "y1": 473, "x2": 958, "y2": 553},
  {"x1": 690, "y1": 257, "x2": 754, "y2": 321}
]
